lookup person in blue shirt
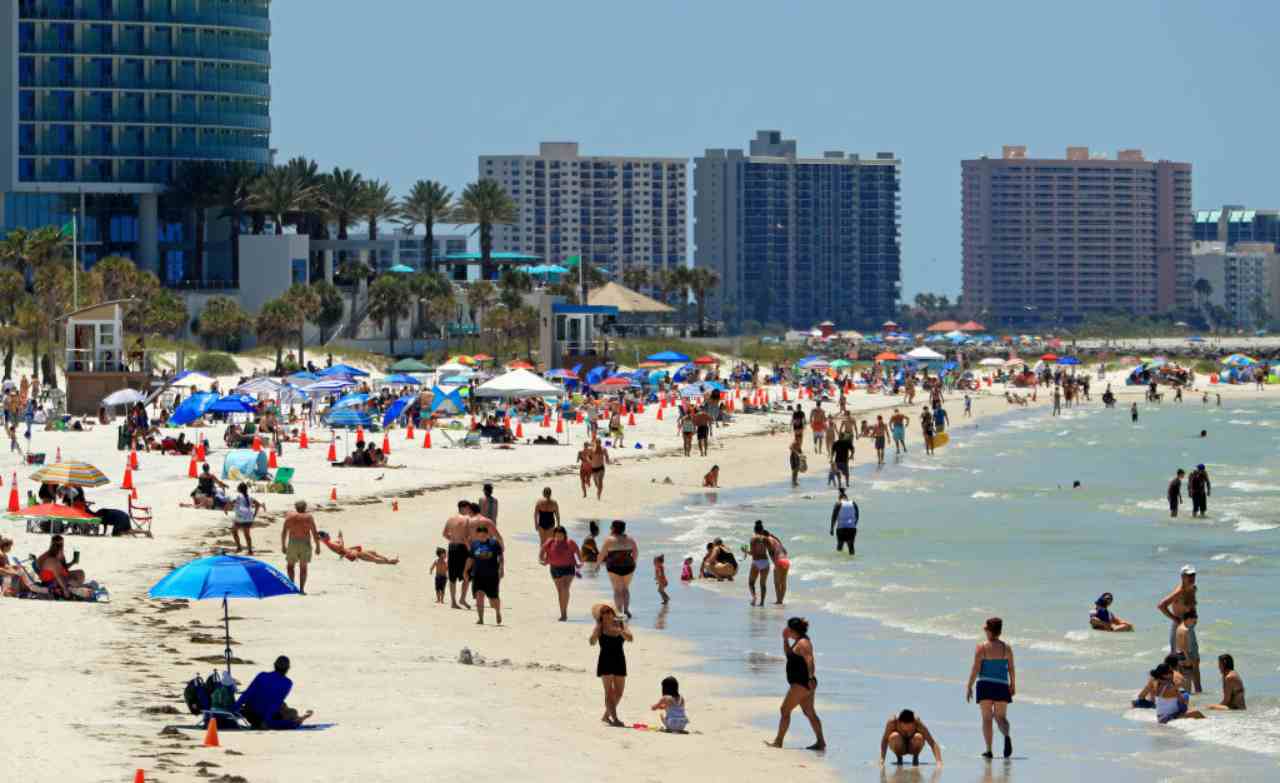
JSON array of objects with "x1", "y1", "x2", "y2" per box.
[
  {"x1": 234, "y1": 655, "x2": 312, "y2": 729},
  {"x1": 932, "y1": 405, "x2": 949, "y2": 433}
]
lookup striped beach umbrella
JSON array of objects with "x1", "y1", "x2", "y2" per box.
[{"x1": 30, "y1": 460, "x2": 110, "y2": 488}]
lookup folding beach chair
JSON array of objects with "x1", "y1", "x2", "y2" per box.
[
  {"x1": 266, "y1": 467, "x2": 295, "y2": 494},
  {"x1": 128, "y1": 496, "x2": 154, "y2": 537}
]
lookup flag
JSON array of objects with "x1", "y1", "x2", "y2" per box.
[
  {"x1": 563, "y1": 255, "x2": 581, "y2": 266},
  {"x1": 60, "y1": 219, "x2": 75, "y2": 238}
]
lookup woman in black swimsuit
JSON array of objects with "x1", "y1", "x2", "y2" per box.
[
  {"x1": 580, "y1": 520, "x2": 600, "y2": 568},
  {"x1": 767, "y1": 617, "x2": 826, "y2": 750},
  {"x1": 599, "y1": 520, "x2": 638, "y2": 618},
  {"x1": 590, "y1": 603, "x2": 633, "y2": 727},
  {"x1": 532, "y1": 487, "x2": 560, "y2": 552}
]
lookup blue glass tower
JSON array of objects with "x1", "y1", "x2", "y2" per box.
[{"x1": 1, "y1": 0, "x2": 271, "y2": 284}]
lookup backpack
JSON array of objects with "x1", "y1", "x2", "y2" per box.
[{"x1": 183, "y1": 675, "x2": 213, "y2": 715}]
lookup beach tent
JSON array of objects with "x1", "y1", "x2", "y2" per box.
[
  {"x1": 235, "y1": 377, "x2": 284, "y2": 396},
  {"x1": 287, "y1": 372, "x2": 320, "y2": 384},
  {"x1": 1056, "y1": 356, "x2": 1081, "y2": 366},
  {"x1": 926, "y1": 320, "x2": 961, "y2": 332},
  {"x1": 905, "y1": 347, "x2": 945, "y2": 360},
  {"x1": 979, "y1": 358, "x2": 1006, "y2": 367},
  {"x1": 381, "y1": 373, "x2": 423, "y2": 386},
  {"x1": 958, "y1": 321, "x2": 986, "y2": 332},
  {"x1": 437, "y1": 361, "x2": 471, "y2": 374},
  {"x1": 475, "y1": 369, "x2": 561, "y2": 399},
  {"x1": 206, "y1": 395, "x2": 256, "y2": 414},
  {"x1": 168, "y1": 392, "x2": 219, "y2": 426},
  {"x1": 304, "y1": 379, "x2": 356, "y2": 395},
  {"x1": 331, "y1": 392, "x2": 369, "y2": 410},
  {"x1": 646, "y1": 351, "x2": 690, "y2": 363},
  {"x1": 544, "y1": 368, "x2": 578, "y2": 380},
  {"x1": 169, "y1": 370, "x2": 213, "y2": 387},
  {"x1": 874, "y1": 352, "x2": 900, "y2": 362},
  {"x1": 1222, "y1": 354, "x2": 1256, "y2": 367},
  {"x1": 429, "y1": 385, "x2": 467, "y2": 416},
  {"x1": 320, "y1": 364, "x2": 370, "y2": 378},
  {"x1": 327, "y1": 408, "x2": 373, "y2": 429},
  {"x1": 380, "y1": 395, "x2": 416, "y2": 428},
  {"x1": 388, "y1": 358, "x2": 432, "y2": 373},
  {"x1": 221, "y1": 449, "x2": 269, "y2": 481}
]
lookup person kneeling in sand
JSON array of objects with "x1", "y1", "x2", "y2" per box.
[
  {"x1": 1090, "y1": 592, "x2": 1134, "y2": 632},
  {"x1": 879, "y1": 709, "x2": 942, "y2": 767},
  {"x1": 703, "y1": 465, "x2": 720, "y2": 488},
  {"x1": 1150, "y1": 663, "x2": 1205, "y2": 723},
  {"x1": 318, "y1": 531, "x2": 398, "y2": 565},
  {"x1": 234, "y1": 655, "x2": 313, "y2": 729}
]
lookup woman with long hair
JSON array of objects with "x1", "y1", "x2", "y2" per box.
[
  {"x1": 589, "y1": 603, "x2": 633, "y2": 727},
  {"x1": 767, "y1": 617, "x2": 825, "y2": 750}
]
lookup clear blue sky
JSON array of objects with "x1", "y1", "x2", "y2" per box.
[{"x1": 270, "y1": 0, "x2": 1280, "y2": 299}]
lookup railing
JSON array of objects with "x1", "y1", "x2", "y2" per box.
[
  {"x1": 19, "y1": 74, "x2": 270, "y2": 98},
  {"x1": 20, "y1": 143, "x2": 270, "y2": 163},
  {"x1": 19, "y1": 6, "x2": 271, "y2": 34}
]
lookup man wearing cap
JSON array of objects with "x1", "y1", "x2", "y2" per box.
[{"x1": 1187, "y1": 464, "x2": 1211, "y2": 518}]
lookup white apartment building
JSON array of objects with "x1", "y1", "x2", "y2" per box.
[
  {"x1": 1191, "y1": 241, "x2": 1280, "y2": 326},
  {"x1": 479, "y1": 142, "x2": 687, "y2": 281}
]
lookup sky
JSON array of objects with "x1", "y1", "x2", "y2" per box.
[{"x1": 269, "y1": 0, "x2": 1280, "y2": 299}]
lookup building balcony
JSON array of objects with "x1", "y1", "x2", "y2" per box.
[
  {"x1": 19, "y1": 74, "x2": 270, "y2": 98},
  {"x1": 18, "y1": 5, "x2": 271, "y2": 34}
]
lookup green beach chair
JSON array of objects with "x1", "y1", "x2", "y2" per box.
[{"x1": 268, "y1": 467, "x2": 295, "y2": 494}]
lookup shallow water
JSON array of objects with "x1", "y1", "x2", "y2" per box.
[{"x1": 610, "y1": 398, "x2": 1280, "y2": 780}]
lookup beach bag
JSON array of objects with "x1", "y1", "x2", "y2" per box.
[{"x1": 184, "y1": 675, "x2": 213, "y2": 714}]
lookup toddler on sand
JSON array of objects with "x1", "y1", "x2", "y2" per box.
[
  {"x1": 650, "y1": 676, "x2": 688, "y2": 733},
  {"x1": 429, "y1": 548, "x2": 447, "y2": 603}
]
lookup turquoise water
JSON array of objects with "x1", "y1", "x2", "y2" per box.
[{"x1": 615, "y1": 399, "x2": 1280, "y2": 780}]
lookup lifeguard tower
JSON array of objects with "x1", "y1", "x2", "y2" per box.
[{"x1": 61, "y1": 299, "x2": 151, "y2": 415}]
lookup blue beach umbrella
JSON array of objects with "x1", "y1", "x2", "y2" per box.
[
  {"x1": 169, "y1": 391, "x2": 219, "y2": 426},
  {"x1": 646, "y1": 351, "x2": 690, "y2": 363},
  {"x1": 381, "y1": 395, "x2": 416, "y2": 428},
  {"x1": 1056, "y1": 356, "x2": 1081, "y2": 366},
  {"x1": 327, "y1": 408, "x2": 373, "y2": 429},
  {"x1": 320, "y1": 364, "x2": 370, "y2": 378},
  {"x1": 207, "y1": 395, "x2": 256, "y2": 414},
  {"x1": 331, "y1": 392, "x2": 369, "y2": 410},
  {"x1": 382, "y1": 373, "x2": 422, "y2": 386},
  {"x1": 149, "y1": 554, "x2": 299, "y2": 676}
]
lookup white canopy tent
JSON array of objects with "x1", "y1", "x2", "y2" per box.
[
  {"x1": 905, "y1": 346, "x2": 945, "y2": 360},
  {"x1": 235, "y1": 377, "x2": 285, "y2": 395},
  {"x1": 102, "y1": 388, "x2": 145, "y2": 406},
  {"x1": 978, "y1": 357, "x2": 1006, "y2": 367},
  {"x1": 474, "y1": 369, "x2": 562, "y2": 399},
  {"x1": 169, "y1": 371, "x2": 213, "y2": 387},
  {"x1": 436, "y1": 361, "x2": 471, "y2": 375}
]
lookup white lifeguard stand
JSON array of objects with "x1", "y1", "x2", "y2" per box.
[{"x1": 61, "y1": 299, "x2": 150, "y2": 415}]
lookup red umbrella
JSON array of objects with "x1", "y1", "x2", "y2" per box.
[
  {"x1": 506, "y1": 360, "x2": 535, "y2": 370},
  {"x1": 693, "y1": 356, "x2": 718, "y2": 365},
  {"x1": 592, "y1": 377, "x2": 631, "y2": 393},
  {"x1": 8, "y1": 503, "x2": 97, "y2": 521},
  {"x1": 1040, "y1": 353, "x2": 1058, "y2": 362},
  {"x1": 874, "y1": 352, "x2": 900, "y2": 362},
  {"x1": 471, "y1": 353, "x2": 493, "y2": 362}
]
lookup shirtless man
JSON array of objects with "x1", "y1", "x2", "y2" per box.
[
  {"x1": 589, "y1": 439, "x2": 613, "y2": 500},
  {"x1": 871, "y1": 415, "x2": 888, "y2": 465},
  {"x1": 441, "y1": 500, "x2": 473, "y2": 609},
  {"x1": 747, "y1": 520, "x2": 775, "y2": 607},
  {"x1": 1207, "y1": 654, "x2": 1246, "y2": 710},
  {"x1": 281, "y1": 500, "x2": 322, "y2": 594},
  {"x1": 809, "y1": 404, "x2": 827, "y2": 455},
  {"x1": 879, "y1": 709, "x2": 942, "y2": 767},
  {"x1": 889, "y1": 409, "x2": 909, "y2": 454}
]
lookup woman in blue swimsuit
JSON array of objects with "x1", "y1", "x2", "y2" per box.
[{"x1": 966, "y1": 617, "x2": 1015, "y2": 759}]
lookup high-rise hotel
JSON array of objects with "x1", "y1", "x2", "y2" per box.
[
  {"x1": 1, "y1": 0, "x2": 271, "y2": 284},
  {"x1": 479, "y1": 142, "x2": 687, "y2": 281},
  {"x1": 962, "y1": 146, "x2": 1192, "y2": 325}
]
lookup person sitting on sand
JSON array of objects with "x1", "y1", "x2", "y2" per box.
[
  {"x1": 703, "y1": 465, "x2": 720, "y2": 488},
  {"x1": 650, "y1": 675, "x2": 689, "y2": 733},
  {"x1": 317, "y1": 531, "x2": 399, "y2": 565},
  {"x1": 1150, "y1": 663, "x2": 1205, "y2": 723},
  {"x1": 1207, "y1": 654, "x2": 1246, "y2": 711},
  {"x1": 0, "y1": 537, "x2": 50, "y2": 597},
  {"x1": 234, "y1": 655, "x2": 313, "y2": 729},
  {"x1": 1090, "y1": 593, "x2": 1134, "y2": 632},
  {"x1": 35, "y1": 535, "x2": 95, "y2": 599},
  {"x1": 879, "y1": 709, "x2": 942, "y2": 767},
  {"x1": 187, "y1": 463, "x2": 229, "y2": 510}
]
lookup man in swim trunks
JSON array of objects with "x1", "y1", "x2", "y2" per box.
[
  {"x1": 830, "y1": 429, "x2": 853, "y2": 490},
  {"x1": 889, "y1": 409, "x2": 909, "y2": 454},
  {"x1": 1167, "y1": 469, "x2": 1185, "y2": 517},
  {"x1": 747, "y1": 520, "x2": 775, "y2": 607},
  {"x1": 920, "y1": 405, "x2": 935, "y2": 455},
  {"x1": 281, "y1": 500, "x2": 321, "y2": 595},
  {"x1": 442, "y1": 500, "x2": 473, "y2": 608},
  {"x1": 829, "y1": 489, "x2": 859, "y2": 555},
  {"x1": 932, "y1": 404, "x2": 948, "y2": 434},
  {"x1": 879, "y1": 709, "x2": 942, "y2": 767},
  {"x1": 1187, "y1": 464, "x2": 1211, "y2": 518},
  {"x1": 872, "y1": 415, "x2": 887, "y2": 465},
  {"x1": 1207, "y1": 654, "x2": 1246, "y2": 710},
  {"x1": 693, "y1": 407, "x2": 711, "y2": 457},
  {"x1": 790, "y1": 405, "x2": 806, "y2": 448},
  {"x1": 809, "y1": 403, "x2": 827, "y2": 455}
]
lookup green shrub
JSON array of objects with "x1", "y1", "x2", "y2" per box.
[{"x1": 190, "y1": 352, "x2": 241, "y2": 376}]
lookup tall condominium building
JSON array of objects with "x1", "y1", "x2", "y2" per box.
[
  {"x1": 1, "y1": 0, "x2": 272, "y2": 285},
  {"x1": 961, "y1": 146, "x2": 1192, "y2": 325},
  {"x1": 1194, "y1": 206, "x2": 1280, "y2": 249},
  {"x1": 693, "y1": 130, "x2": 901, "y2": 330},
  {"x1": 479, "y1": 142, "x2": 687, "y2": 281}
]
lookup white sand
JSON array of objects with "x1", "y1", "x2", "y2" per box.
[{"x1": 4, "y1": 356, "x2": 1272, "y2": 782}]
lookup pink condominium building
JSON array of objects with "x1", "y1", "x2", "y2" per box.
[{"x1": 962, "y1": 146, "x2": 1192, "y2": 326}]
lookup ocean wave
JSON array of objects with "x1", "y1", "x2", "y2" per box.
[
  {"x1": 971, "y1": 490, "x2": 1010, "y2": 500},
  {"x1": 1228, "y1": 480, "x2": 1276, "y2": 494},
  {"x1": 1235, "y1": 520, "x2": 1279, "y2": 533},
  {"x1": 877, "y1": 582, "x2": 932, "y2": 594},
  {"x1": 1063, "y1": 630, "x2": 1092, "y2": 642},
  {"x1": 1210, "y1": 553, "x2": 1255, "y2": 565}
]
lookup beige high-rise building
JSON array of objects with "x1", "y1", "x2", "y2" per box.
[
  {"x1": 479, "y1": 142, "x2": 687, "y2": 280},
  {"x1": 962, "y1": 146, "x2": 1192, "y2": 326}
]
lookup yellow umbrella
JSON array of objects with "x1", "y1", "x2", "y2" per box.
[{"x1": 31, "y1": 460, "x2": 110, "y2": 488}]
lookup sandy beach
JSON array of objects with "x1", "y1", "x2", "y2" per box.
[{"x1": 5, "y1": 359, "x2": 1273, "y2": 782}]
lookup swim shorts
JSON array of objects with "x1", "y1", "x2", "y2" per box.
[
  {"x1": 447, "y1": 543, "x2": 468, "y2": 582},
  {"x1": 285, "y1": 537, "x2": 312, "y2": 565}
]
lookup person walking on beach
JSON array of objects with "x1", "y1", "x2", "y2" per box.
[
  {"x1": 1188, "y1": 464, "x2": 1211, "y2": 518},
  {"x1": 829, "y1": 489, "x2": 860, "y2": 555},
  {"x1": 442, "y1": 500, "x2": 473, "y2": 609},
  {"x1": 1052, "y1": 385, "x2": 1062, "y2": 416},
  {"x1": 747, "y1": 520, "x2": 775, "y2": 607},
  {"x1": 466, "y1": 522, "x2": 503, "y2": 625},
  {"x1": 694, "y1": 406, "x2": 711, "y2": 457},
  {"x1": 810, "y1": 403, "x2": 827, "y2": 455},
  {"x1": 533, "y1": 487, "x2": 560, "y2": 551},
  {"x1": 879, "y1": 709, "x2": 943, "y2": 767},
  {"x1": 600, "y1": 520, "x2": 638, "y2": 618},
  {"x1": 281, "y1": 500, "x2": 321, "y2": 595},
  {"x1": 227, "y1": 482, "x2": 264, "y2": 555},
  {"x1": 966, "y1": 617, "x2": 1015, "y2": 759},
  {"x1": 679, "y1": 409, "x2": 695, "y2": 456},
  {"x1": 872, "y1": 415, "x2": 887, "y2": 465},
  {"x1": 830, "y1": 428, "x2": 853, "y2": 489},
  {"x1": 766, "y1": 528, "x2": 790, "y2": 605},
  {"x1": 540, "y1": 525, "x2": 580, "y2": 621},
  {"x1": 589, "y1": 439, "x2": 613, "y2": 500},
  {"x1": 767, "y1": 617, "x2": 826, "y2": 750},
  {"x1": 921, "y1": 406, "x2": 936, "y2": 455},
  {"x1": 791, "y1": 405, "x2": 806, "y2": 448},
  {"x1": 478, "y1": 483, "x2": 498, "y2": 523},
  {"x1": 654, "y1": 554, "x2": 670, "y2": 604},
  {"x1": 577, "y1": 443, "x2": 593, "y2": 498},
  {"x1": 1167, "y1": 469, "x2": 1185, "y2": 517},
  {"x1": 789, "y1": 440, "x2": 803, "y2": 487},
  {"x1": 1131, "y1": 402, "x2": 1139, "y2": 423},
  {"x1": 890, "y1": 409, "x2": 909, "y2": 454},
  {"x1": 590, "y1": 603, "x2": 632, "y2": 727},
  {"x1": 964, "y1": 393, "x2": 972, "y2": 418}
]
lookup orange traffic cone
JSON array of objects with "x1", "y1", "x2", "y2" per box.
[
  {"x1": 129, "y1": 450, "x2": 139, "y2": 470},
  {"x1": 782, "y1": 388, "x2": 789, "y2": 401},
  {"x1": 251, "y1": 434, "x2": 262, "y2": 452},
  {"x1": 516, "y1": 421, "x2": 524, "y2": 438},
  {"x1": 406, "y1": 422, "x2": 415, "y2": 440},
  {"x1": 381, "y1": 433, "x2": 391, "y2": 455},
  {"x1": 268, "y1": 450, "x2": 278, "y2": 469},
  {"x1": 638, "y1": 403, "x2": 645, "y2": 414},
  {"x1": 55, "y1": 447, "x2": 61, "y2": 463},
  {"x1": 423, "y1": 429, "x2": 432, "y2": 449},
  {"x1": 203, "y1": 718, "x2": 219, "y2": 747},
  {"x1": 503, "y1": 415, "x2": 511, "y2": 431},
  {"x1": 627, "y1": 412, "x2": 636, "y2": 426},
  {"x1": 356, "y1": 425, "x2": 364, "y2": 441},
  {"x1": 134, "y1": 769, "x2": 145, "y2": 783},
  {"x1": 575, "y1": 410, "x2": 583, "y2": 424},
  {"x1": 7, "y1": 473, "x2": 18, "y2": 513},
  {"x1": 188, "y1": 456, "x2": 198, "y2": 478},
  {"x1": 555, "y1": 417, "x2": 564, "y2": 434},
  {"x1": 330, "y1": 487, "x2": 337, "y2": 502},
  {"x1": 195, "y1": 442, "x2": 206, "y2": 461},
  {"x1": 326, "y1": 441, "x2": 337, "y2": 461},
  {"x1": 541, "y1": 413, "x2": 550, "y2": 428},
  {"x1": 121, "y1": 467, "x2": 134, "y2": 491},
  {"x1": 392, "y1": 499, "x2": 399, "y2": 512},
  {"x1": 656, "y1": 406, "x2": 664, "y2": 420},
  {"x1": 299, "y1": 429, "x2": 309, "y2": 449}
]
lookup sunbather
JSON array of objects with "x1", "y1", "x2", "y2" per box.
[
  {"x1": 318, "y1": 531, "x2": 398, "y2": 565},
  {"x1": 234, "y1": 655, "x2": 313, "y2": 730},
  {"x1": 34, "y1": 535, "x2": 98, "y2": 599},
  {"x1": 0, "y1": 537, "x2": 49, "y2": 597}
]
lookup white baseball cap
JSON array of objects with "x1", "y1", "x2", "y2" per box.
[{"x1": 1181, "y1": 564, "x2": 1196, "y2": 576}]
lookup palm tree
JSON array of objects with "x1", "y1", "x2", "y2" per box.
[
  {"x1": 0, "y1": 268, "x2": 25, "y2": 378},
  {"x1": 170, "y1": 161, "x2": 222, "y2": 283},
  {"x1": 366, "y1": 274, "x2": 412, "y2": 355},
  {"x1": 621, "y1": 264, "x2": 649, "y2": 293},
  {"x1": 284, "y1": 156, "x2": 323, "y2": 238},
  {"x1": 666, "y1": 266, "x2": 693, "y2": 336},
  {"x1": 455, "y1": 179, "x2": 516, "y2": 281},
  {"x1": 466, "y1": 280, "x2": 496, "y2": 351},
  {"x1": 407, "y1": 270, "x2": 452, "y2": 338},
  {"x1": 361, "y1": 179, "x2": 398, "y2": 241},
  {"x1": 249, "y1": 165, "x2": 316, "y2": 235},
  {"x1": 256, "y1": 297, "x2": 297, "y2": 372},
  {"x1": 283, "y1": 283, "x2": 321, "y2": 367},
  {"x1": 498, "y1": 267, "x2": 533, "y2": 310},
  {"x1": 398, "y1": 180, "x2": 453, "y2": 268},
  {"x1": 425, "y1": 290, "x2": 458, "y2": 344},
  {"x1": 216, "y1": 161, "x2": 260, "y2": 285},
  {"x1": 687, "y1": 267, "x2": 720, "y2": 336},
  {"x1": 319, "y1": 167, "x2": 366, "y2": 240},
  {"x1": 0, "y1": 225, "x2": 67, "y2": 279}
]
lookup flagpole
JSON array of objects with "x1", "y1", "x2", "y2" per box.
[{"x1": 72, "y1": 209, "x2": 78, "y2": 310}]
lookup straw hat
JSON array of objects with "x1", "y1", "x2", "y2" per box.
[{"x1": 591, "y1": 603, "x2": 616, "y2": 621}]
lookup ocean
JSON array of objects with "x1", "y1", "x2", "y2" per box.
[{"x1": 604, "y1": 397, "x2": 1280, "y2": 781}]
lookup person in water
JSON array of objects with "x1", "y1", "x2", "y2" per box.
[
  {"x1": 879, "y1": 709, "x2": 943, "y2": 767},
  {"x1": 1167, "y1": 469, "x2": 1185, "y2": 517},
  {"x1": 1174, "y1": 610, "x2": 1201, "y2": 694},
  {"x1": 1207, "y1": 654, "x2": 1246, "y2": 711},
  {"x1": 1130, "y1": 402, "x2": 1138, "y2": 423},
  {"x1": 766, "y1": 617, "x2": 826, "y2": 751},
  {"x1": 1089, "y1": 592, "x2": 1134, "y2": 632},
  {"x1": 829, "y1": 488, "x2": 859, "y2": 555},
  {"x1": 747, "y1": 520, "x2": 775, "y2": 607},
  {"x1": 1157, "y1": 565, "x2": 1197, "y2": 655},
  {"x1": 966, "y1": 617, "x2": 1015, "y2": 760},
  {"x1": 1187, "y1": 464, "x2": 1211, "y2": 518},
  {"x1": 1150, "y1": 663, "x2": 1205, "y2": 723}
]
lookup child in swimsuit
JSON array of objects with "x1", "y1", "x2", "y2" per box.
[
  {"x1": 429, "y1": 548, "x2": 447, "y2": 603},
  {"x1": 654, "y1": 554, "x2": 669, "y2": 604},
  {"x1": 650, "y1": 676, "x2": 689, "y2": 733},
  {"x1": 681, "y1": 557, "x2": 694, "y2": 582}
]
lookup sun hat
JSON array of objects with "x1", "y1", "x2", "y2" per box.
[
  {"x1": 1181, "y1": 564, "x2": 1196, "y2": 576},
  {"x1": 591, "y1": 603, "x2": 616, "y2": 621}
]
